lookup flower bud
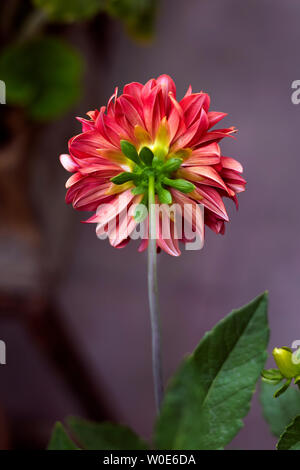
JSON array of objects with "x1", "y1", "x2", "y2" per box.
[{"x1": 272, "y1": 347, "x2": 300, "y2": 379}]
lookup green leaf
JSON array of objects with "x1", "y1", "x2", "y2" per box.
[
  {"x1": 139, "y1": 146, "x2": 154, "y2": 166},
  {"x1": 155, "y1": 292, "x2": 269, "y2": 450},
  {"x1": 261, "y1": 368, "x2": 283, "y2": 385},
  {"x1": 277, "y1": 416, "x2": 300, "y2": 450},
  {"x1": 161, "y1": 158, "x2": 183, "y2": 174},
  {"x1": 111, "y1": 172, "x2": 136, "y2": 185},
  {"x1": 47, "y1": 418, "x2": 148, "y2": 450},
  {"x1": 274, "y1": 379, "x2": 292, "y2": 398},
  {"x1": 260, "y1": 381, "x2": 300, "y2": 437},
  {"x1": 0, "y1": 37, "x2": 82, "y2": 121},
  {"x1": 48, "y1": 422, "x2": 79, "y2": 450},
  {"x1": 157, "y1": 186, "x2": 172, "y2": 205},
  {"x1": 67, "y1": 416, "x2": 148, "y2": 450},
  {"x1": 106, "y1": 0, "x2": 157, "y2": 41},
  {"x1": 163, "y1": 177, "x2": 195, "y2": 194},
  {"x1": 132, "y1": 185, "x2": 146, "y2": 195},
  {"x1": 33, "y1": 0, "x2": 103, "y2": 22},
  {"x1": 120, "y1": 140, "x2": 140, "y2": 165}
]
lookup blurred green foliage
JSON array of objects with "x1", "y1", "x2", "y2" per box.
[
  {"x1": 33, "y1": 0, "x2": 157, "y2": 40},
  {"x1": 0, "y1": 37, "x2": 82, "y2": 120},
  {"x1": 260, "y1": 381, "x2": 300, "y2": 437},
  {"x1": 106, "y1": 0, "x2": 157, "y2": 41},
  {"x1": 33, "y1": 0, "x2": 104, "y2": 23},
  {"x1": 48, "y1": 423, "x2": 79, "y2": 450},
  {"x1": 0, "y1": 0, "x2": 157, "y2": 121}
]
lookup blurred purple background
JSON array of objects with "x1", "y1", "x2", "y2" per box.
[{"x1": 1, "y1": 0, "x2": 300, "y2": 450}]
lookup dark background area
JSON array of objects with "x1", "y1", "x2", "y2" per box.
[{"x1": 0, "y1": 0, "x2": 299, "y2": 450}]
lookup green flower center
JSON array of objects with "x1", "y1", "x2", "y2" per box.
[{"x1": 110, "y1": 140, "x2": 195, "y2": 206}]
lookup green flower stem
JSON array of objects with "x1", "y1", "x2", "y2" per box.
[{"x1": 148, "y1": 174, "x2": 164, "y2": 413}]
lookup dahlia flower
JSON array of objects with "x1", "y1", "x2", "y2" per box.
[
  {"x1": 60, "y1": 74, "x2": 246, "y2": 256},
  {"x1": 60, "y1": 75, "x2": 246, "y2": 412}
]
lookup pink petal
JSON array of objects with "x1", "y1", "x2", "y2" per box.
[
  {"x1": 76, "y1": 116, "x2": 95, "y2": 132},
  {"x1": 142, "y1": 85, "x2": 162, "y2": 137},
  {"x1": 138, "y1": 218, "x2": 149, "y2": 252},
  {"x1": 221, "y1": 156, "x2": 243, "y2": 173},
  {"x1": 197, "y1": 127, "x2": 237, "y2": 146},
  {"x1": 156, "y1": 74, "x2": 176, "y2": 114},
  {"x1": 180, "y1": 92, "x2": 210, "y2": 115},
  {"x1": 114, "y1": 238, "x2": 131, "y2": 249},
  {"x1": 80, "y1": 160, "x2": 124, "y2": 174},
  {"x1": 207, "y1": 112, "x2": 227, "y2": 129},
  {"x1": 225, "y1": 182, "x2": 246, "y2": 194},
  {"x1": 123, "y1": 82, "x2": 143, "y2": 103},
  {"x1": 182, "y1": 84, "x2": 192, "y2": 99},
  {"x1": 156, "y1": 211, "x2": 181, "y2": 256},
  {"x1": 194, "y1": 186, "x2": 229, "y2": 221},
  {"x1": 171, "y1": 189, "x2": 204, "y2": 242},
  {"x1": 108, "y1": 195, "x2": 143, "y2": 246},
  {"x1": 205, "y1": 211, "x2": 226, "y2": 235},
  {"x1": 183, "y1": 94, "x2": 208, "y2": 127},
  {"x1": 179, "y1": 166, "x2": 229, "y2": 193},
  {"x1": 138, "y1": 238, "x2": 148, "y2": 252},
  {"x1": 66, "y1": 175, "x2": 111, "y2": 204},
  {"x1": 172, "y1": 108, "x2": 209, "y2": 151},
  {"x1": 86, "y1": 109, "x2": 99, "y2": 121},
  {"x1": 60, "y1": 153, "x2": 79, "y2": 172},
  {"x1": 93, "y1": 189, "x2": 135, "y2": 228},
  {"x1": 65, "y1": 172, "x2": 82, "y2": 188},
  {"x1": 95, "y1": 149, "x2": 129, "y2": 167},
  {"x1": 221, "y1": 168, "x2": 246, "y2": 184},
  {"x1": 187, "y1": 109, "x2": 209, "y2": 147},
  {"x1": 69, "y1": 131, "x2": 113, "y2": 166},
  {"x1": 141, "y1": 79, "x2": 157, "y2": 101},
  {"x1": 182, "y1": 143, "x2": 221, "y2": 166},
  {"x1": 73, "y1": 183, "x2": 112, "y2": 209},
  {"x1": 109, "y1": 212, "x2": 137, "y2": 247},
  {"x1": 107, "y1": 87, "x2": 118, "y2": 117},
  {"x1": 168, "y1": 93, "x2": 186, "y2": 142},
  {"x1": 95, "y1": 107, "x2": 128, "y2": 147},
  {"x1": 117, "y1": 94, "x2": 145, "y2": 129}
]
